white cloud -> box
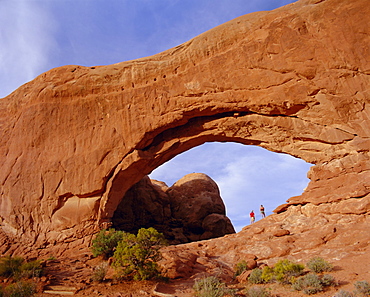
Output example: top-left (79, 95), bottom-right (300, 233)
top-left (150, 143), bottom-right (312, 232)
top-left (0, 1), bottom-right (56, 98)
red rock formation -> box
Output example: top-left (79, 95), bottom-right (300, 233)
top-left (159, 199), bottom-right (370, 280)
top-left (0, 0), bottom-right (369, 265)
top-left (167, 173), bottom-right (235, 242)
top-left (111, 176), bottom-right (172, 238)
top-left (111, 173), bottom-right (234, 243)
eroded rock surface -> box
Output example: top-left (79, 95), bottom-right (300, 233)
top-left (159, 198), bottom-right (370, 280)
top-left (167, 173), bottom-right (235, 242)
top-left (111, 173), bottom-right (234, 243)
top-left (0, 0), bottom-right (369, 261)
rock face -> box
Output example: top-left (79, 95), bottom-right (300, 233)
top-left (158, 199), bottom-right (370, 280)
top-left (0, 0), bottom-right (369, 257)
top-left (167, 173), bottom-right (235, 242)
top-left (111, 173), bottom-right (235, 243)
top-left (111, 176), bottom-right (172, 239)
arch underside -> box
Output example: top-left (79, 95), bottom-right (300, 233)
top-left (99, 109), bottom-right (356, 222)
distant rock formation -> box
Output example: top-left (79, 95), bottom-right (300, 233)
top-left (112, 173), bottom-right (235, 244)
top-left (0, 0), bottom-right (369, 260)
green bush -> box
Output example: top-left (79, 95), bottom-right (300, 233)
top-left (260, 259), bottom-right (304, 284)
top-left (261, 266), bottom-right (274, 283)
top-left (306, 257), bottom-right (333, 273)
top-left (244, 286), bottom-right (271, 297)
top-left (0, 257), bottom-right (42, 297)
top-left (274, 259), bottom-right (305, 283)
top-left (113, 227), bottom-right (167, 281)
top-left (19, 260), bottom-right (43, 279)
top-left (91, 228), bottom-right (125, 259)
top-left (91, 262), bottom-right (109, 282)
top-left (4, 280), bottom-right (36, 297)
top-left (248, 268), bottom-right (264, 284)
top-left (234, 260), bottom-right (249, 277)
top-left (0, 256), bottom-right (24, 278)
top-left (193, 276), bottom-right (236, 297)
top-left (354, 280), bottom-right (370, 296)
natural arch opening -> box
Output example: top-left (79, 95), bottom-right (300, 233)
top-left (98, 95), bottom-right (352, 227)
top-left (110, 142), bottom-right (312, 243)
top-left (149, 142), bottom-right (312, 232)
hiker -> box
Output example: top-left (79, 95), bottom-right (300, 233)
top-left (260, 205), bottom-right (266, 218)
top-left (250, 210), bottom-right (255, 224)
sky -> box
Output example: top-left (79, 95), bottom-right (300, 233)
top-left (0, 0), bottom-right (311, 232)
top-left (150, 143), bottom-right (311, 232)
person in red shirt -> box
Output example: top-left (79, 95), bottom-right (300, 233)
top-left (260, 205), bottom-right (266, 218)
top-left (250, 210), bottom-right (255, 224)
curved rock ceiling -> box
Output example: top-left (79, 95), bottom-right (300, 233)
top-left (0, 0), bottom-right (369, 247)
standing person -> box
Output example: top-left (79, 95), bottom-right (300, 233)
top-left (250, 210), bottom-right (255, 224)
top-left (260, 205), bottom-right (266, 218)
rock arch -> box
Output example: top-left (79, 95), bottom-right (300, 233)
top-left (0, 0), bottom-right (369, 251)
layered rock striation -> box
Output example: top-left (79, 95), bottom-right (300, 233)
top-left (0, 0), bottom-right (369, 256)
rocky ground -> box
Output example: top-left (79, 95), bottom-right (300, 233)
top-left (31, 236), bottom-right (369, 297)
top-left (29, 201), bottom-right (369, 297)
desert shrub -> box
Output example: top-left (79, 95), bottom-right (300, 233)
top-left (292, 273), bottom-right (323, 295)
top-left (334, 290), bottom-right (355, 297)
top-left (113, 227), bottom-right (167, 281)
top-left (19, 260), bottom-right (43, 279)
top-left (292, 273), bottom-right (336, 295)
top-left (248, 268), bottom-right (264, 284)
top-left (193, 276), bottom-right (236, 297)
top-left (4, 280), bottom-right (36, 297)
top-left (0, 256), bottom-right (24, 278)
top-left (91, 262), bottom-right (109, 282)
top-left (354, 280), bottom-right (370, 296)
top-left (0, 257), bottom-right (43, 279)
top-left (91, 228), bottom-right (125, 259)
top-left (274, 259), bottom-right (305, 283)
top-left (306, 257), bottom-right (333, 273)
top-left (260, 259), bottom-right (304, 284)
top-left (320, 274), bottom-right (336, 287)
top-left (244, 286), bottom-right (271, 297)
top-left (260, 266), bottom-right (274, 283)
top-left (234, 260), bottom-right (249, 277)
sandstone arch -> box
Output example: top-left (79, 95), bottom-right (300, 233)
top-left (0, 0), bottom-right (369, 251)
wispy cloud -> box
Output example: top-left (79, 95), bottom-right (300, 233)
top-left (0, 0), bottom-right (297, 98)
top-left (0, 1), bottom-right (56, 98)
top-left (1, 0), bottom-right (303, 233)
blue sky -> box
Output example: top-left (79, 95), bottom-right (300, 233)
top-left (0, 0), bottom-right (311, 231)
top-left (150, 143), bottom-right (311, 231)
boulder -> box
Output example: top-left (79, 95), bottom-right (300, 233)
top-left (273, 229), bottom-right (290, 237)
top-left (111, 176), bottom-right (172, 236)
top-left (200, 213), bottom-right (235, 240)
top-left (111, 173), bottom-right (235, 243)
top-left (167, 173), bottom-right (235, 241)
top-left (236, 270), bottom-right (252, 284)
